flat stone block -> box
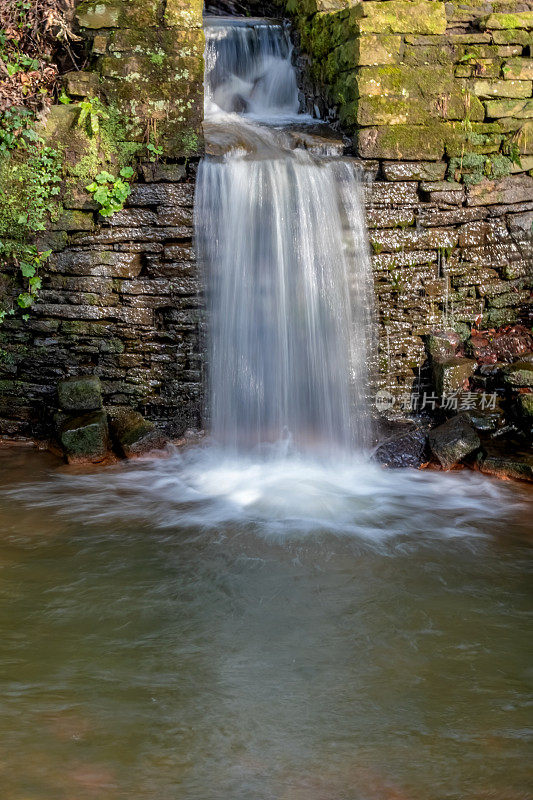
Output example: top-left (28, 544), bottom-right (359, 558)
top-left (479, 12), bottom-right (533, 31)
top-left (429, 414), bottom-right (481, 470)
top-left (382, 161), bottom-right (447, 181)
top-left (58, 375), bottom-right (102, 413)
top-left (466, 174), bottom-right (533, 206)
top-left (357, 1), bottom-right (447, 35)
top-left (473, 79), bottom-right (532, 98)
top-left (357, 125), bottom-right (445, 160)
top-left (59, 410), bottom-right (109, 463)
top-left (484, 98), bottom-right (533, 118)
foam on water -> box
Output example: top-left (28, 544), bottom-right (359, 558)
top-left (6, 447), bottom-right (526, 544)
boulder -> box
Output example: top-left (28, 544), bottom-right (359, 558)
top-left (58, 376), bottom-right (102, 413)
top-left (428, 414), bottom-right (481, 469)
top-left (59, 411), bottom-right (109, 463)
top-left (518, 392), bottom-right (533, 417)
top-left (374, 425), bottom-right (429, 468)
top-left (108, 407), bottom-right (168, 458)
top-left (502, 361), bottom-right (533, 387)
top-left (478, 451), bottom-right (533, 483)
top-left (426, 330), bottom-right (462, 361)
top-left (432, 357), bottom-right (476, 395)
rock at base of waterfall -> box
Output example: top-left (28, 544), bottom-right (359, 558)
top-left (428, 414), bottom-right (481, 470)
top-left (502, 361), bottom-right (533, 388)
top-left (432, 357), bottom-right (476, 396)
top-left (477, 448), bottom-right (533, 483)
top-left (59, 410), bottom-right (110, 463)
top-left (58, 375), bottom-right (102, 413)
top-left (374, 422), bottom-right (430, 468)
top-left (108, 408), bottom-right (168, 458)
top-left (426, 330), bottom-right (462, 362)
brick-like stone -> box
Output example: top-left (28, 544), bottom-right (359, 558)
top-left (466, 174), bottom-right (533, 206)
top-left (357, 125), bottom-right (445, 160)
top-left (58, 375), bottom-right (102, 412)
top-left (365, 181), bottom-right (420, 206)
top-left (382, 161), bottom-right (447, 181)
top-left (128, 183), bottom-right (195, 207)
top-left (473, 79), bottom-right (532, 98)
top-left (51, 251), bottom-right (142, 278)
top-left (484, 98), bottom-right (533, 118)
top-left (479, 12), bottom-right (533, 31)
top-left (356, 1), bottom-right (447, 35)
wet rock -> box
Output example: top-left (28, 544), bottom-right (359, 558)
top-left (518, 392), bottom-right (533, 417)
top-left (428, 414), bottom-right (481, 469)
top-left (478, 449), bottom-right (533, 483)
top-left (432, 357), bottom-right (476, 395)
top-left (426, 329), bottom-right (462, 361)
top-left (58, 376), bottom-right (102, 413)
top-left (374, 424), bottom-right (429, 468)
top-left (108, 407), bottom-right (168, 458)
top-left (502, 361), bottom-right (533, 387)
top-left (467, 325), bottom-right (533, 364)
top-left (59, 411), bottom-right (110, 463)
top-left (465, 407), bottom-right (504, 432)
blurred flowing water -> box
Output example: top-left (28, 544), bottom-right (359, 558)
top-left (198, 16), bottom-right (374, 454)
top-left (0, 15), bottom-right (532, 800)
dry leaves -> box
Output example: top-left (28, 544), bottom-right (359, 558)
top-left (0, 0), bottom-right (80, 112)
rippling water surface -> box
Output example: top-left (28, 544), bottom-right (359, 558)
top-left (0, 447), bottom-right (531, 800)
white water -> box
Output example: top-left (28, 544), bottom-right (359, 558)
top-left (204, 17), bottom-right (300, 120)
top-left (198, 17), bottom-right (374, 455)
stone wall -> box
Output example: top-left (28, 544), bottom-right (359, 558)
top-left (0, 162), bottom-right (202, 438)
top-left (71, 0), bottom-right (205, 157)
top-left (1, 0), bottom-right (532, 438)
top-left (287, 0), bottom-right (533, 401)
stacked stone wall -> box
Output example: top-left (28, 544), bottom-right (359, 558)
top-left (0, 163), bottom-right (202, 438)
top-left (1, 0), bottom-right (532, 437)
top-left (288, 0), bottom-right (533, 401)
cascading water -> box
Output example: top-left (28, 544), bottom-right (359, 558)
top-left (197, 16), bottom-right (375, 456)
top-left (204, 17), bottom-right (299, 118)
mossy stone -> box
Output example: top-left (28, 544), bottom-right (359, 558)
top-left (59, 411), bottom-right (109, 461)
top-left (357, 124), bottom-right (445, 160)
top-left (357, 1), bottom-right (447, 35)
top-left (479, 12), bottom-right (533, 30)
top-left (58, 375), bottom-right (103, 412)
top-left (432, 357), bottom-right (476, 396)
top-left (502, 362), bottom-right (533, 387)
top-left (164, 0), bottom-right (203, 27)
top-left (518, 393), bottom-right (533, 417)
top-left (76, 0), bottom-right (159, 29)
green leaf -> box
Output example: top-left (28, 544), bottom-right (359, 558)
top-left (85, 182), bottom-right (98, 192)
top-left (29, 276), bottom-right (42, 290)
top-left (59, 91), bottom-right (72, 105)
top-left (19, 261), bottom-right (36, 278)
top-left (17, 292), bottom-right (34, 309)
top-left (95, 171), bottom-right (115, 183)
top-left (119, 166), bottom-right (134, 179)
top-left (93, 186), bottom-right (109, 205)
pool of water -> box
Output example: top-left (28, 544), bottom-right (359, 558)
top-left (0, 447), bottom-right (531, 800)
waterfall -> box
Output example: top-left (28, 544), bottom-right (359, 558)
top-left (196, 17), bottom-right (375, 456)
top-left (204, 17), bottom-right (299, 118)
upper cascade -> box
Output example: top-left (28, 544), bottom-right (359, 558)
top-left (204, 17), bottom-right (300, 120)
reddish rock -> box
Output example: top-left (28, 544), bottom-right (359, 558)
top-left (468, 324), bottom-right (533, 364)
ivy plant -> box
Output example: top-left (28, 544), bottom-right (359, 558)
top-left (85, 167), bottom-right (134, 216)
